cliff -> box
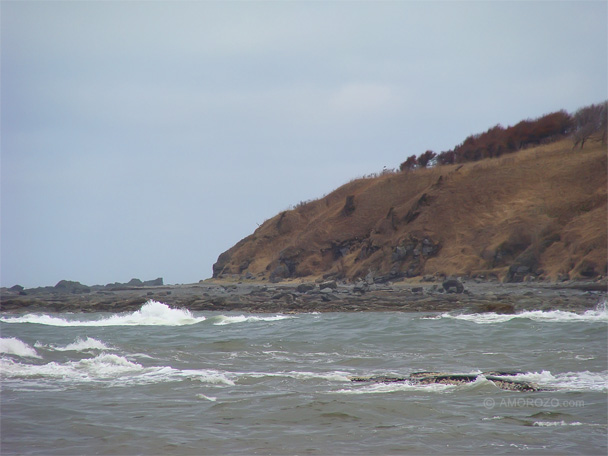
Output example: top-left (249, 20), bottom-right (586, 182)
top-left (213, 138), bottom-right (607, 283)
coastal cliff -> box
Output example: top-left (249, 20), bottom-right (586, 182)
top-left (213, 138), bottom-right (607, 284)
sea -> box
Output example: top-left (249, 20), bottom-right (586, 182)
top-left (1, 299), bottom-right (607, 455)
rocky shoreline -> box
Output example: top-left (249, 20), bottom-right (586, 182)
top-left (1, 277), bottom-right (606, 314)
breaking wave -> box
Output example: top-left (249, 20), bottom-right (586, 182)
top-left (495, 370), bottom-right (608, 392)
top-left (439, 301), bottom-right (608, 324)
top-left (0, 337), bottom-right (41, 358)
top-left (35, 337), bottom-right (112, 352)
top-left (0, 300), bottom-right (207, 326)
top-left (0, 354), bottom-right (235, 390)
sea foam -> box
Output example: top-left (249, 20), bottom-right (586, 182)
top-left (0, 337), bottom-right (41, 358)
top-left (439, 301), bottom-right (608, 324)
top-left (0, 354), bottom-right (235, 389)
top-left (0, 300), bottom-right (206, 326)
top-left (211, 314), bottom-right (293, 326)
top-left (35, 337), bottom-right (112, 352)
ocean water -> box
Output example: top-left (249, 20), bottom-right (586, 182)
top-left (1, 300), bottom-right (607, 455)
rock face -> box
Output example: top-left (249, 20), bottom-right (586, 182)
top-left (212, 139), bottom-right (606, 283)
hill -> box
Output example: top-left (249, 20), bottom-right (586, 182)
top-left (212, 136), bottom-right (606, 284)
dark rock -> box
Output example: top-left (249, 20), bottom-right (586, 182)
top-left (442, 279), bottom-right (464, 294)
top-left (296, 283), bottom-right (315, 293)
top-left (212, 249), bottom-right (235, 278)
top-left (353, 282), bottom-right (369, 294)
top-left (270, 264), bottom-right (290, 282)
top-left (55, 280), bottom-right (91, 294)
top-left (351, 371), bottom-right (543, 392)
top-left (477, 302), bottom-right (516, 314)
top-left (127, 278), bottom-right (143, 286)
top-left (321, 293), bottom-right (339, 302)
top-left (577, 260), bottom-right (598, 278)
top-left (506, 249), bottom-right (539, 283)
top-left (342, 195), bottom-right (356, 216)
top-left (10, 285), bottom-right (24, 292)
top-left (143, 278), bottom-right (163, 286)
top-left (319, 280), bottom-right (338, 290)
top-left (411, 287), bottom-right (424, 293)
top-left (391, 246), bottom-right (408, 262)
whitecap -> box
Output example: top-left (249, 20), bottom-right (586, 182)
top-left (0, 300), bottom-right (207, 326)
top-left (439, 301), bottom-right (608, 324)
top-left (35, 337), bottom-right (112, 352)
top-left (336, 381), bottom-right (455, 394)
top-left (533, 421), bottom-right (583, 427)
top-left (490, 370), bottom-right (608, 392)
top-left (1, 355), bottom-right (236, 389)
top-left (238, 370), bottom-right (352, 382)
top-left (212, 314), bottom-right (293, 326)
top-left (0, 337), bottom-right (40, 358)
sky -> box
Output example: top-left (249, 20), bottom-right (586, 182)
top-left (1, 1), bottom-right (607, 288)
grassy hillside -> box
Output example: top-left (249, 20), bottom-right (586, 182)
top-left (213, 137), bottom-right (607, 283)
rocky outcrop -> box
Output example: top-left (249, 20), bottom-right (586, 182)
top-left (55, 280), bottom-right (91, 294)
top-left (350, 371), bottom-right (544, 392)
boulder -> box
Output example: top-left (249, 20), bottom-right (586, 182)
top-left (442, 279), bottom-right (464, 293)
top-left (296, 283), bottom-right (316, 293)
top-left (54, 280), bottom-right (91, 294)
top-left (318, 280), bottom-right (338, 290)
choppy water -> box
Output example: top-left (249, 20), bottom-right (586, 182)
top-left (1, 300), bottom-right (607, 455)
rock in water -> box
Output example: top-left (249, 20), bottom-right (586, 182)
top-left (350, 371), bottom-right (543, 392)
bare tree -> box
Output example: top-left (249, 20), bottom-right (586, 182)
top-left (572, 102), bottom-right (607, 149)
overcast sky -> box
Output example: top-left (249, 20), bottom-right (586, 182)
top-left (2, 1), bottom-right (607, 288)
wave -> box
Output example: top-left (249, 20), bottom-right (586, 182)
top-left (238, 370), bottom-right (352, 382)
top-left (0, 301), bottom-right (207, 326)
top-left (496, 370), bottom-right (608, 392)
top-left (0, 354), bottom-right (235, 389)
top-left (438, 301), bottom-right (608, 324)
top-left (210, 314), bottom-right (294, 326)
top-left (533, 421), bottom-right (583, 427)
top-left (0, 337), bottom-right (41, 358)
top-left (335, 380), bottom-right (457, 395)
top-left (35, 337), bottom-right (112, 352)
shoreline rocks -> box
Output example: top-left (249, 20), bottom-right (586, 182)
top-left (1, 279), bottom-right (605, 314)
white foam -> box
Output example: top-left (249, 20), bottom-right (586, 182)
top-left (0, 337), bottom-right (41, 358)
top-left (35, 337), bottom-right (112, 352)
top-left (336, 380), bottom-right (455, 394)
top-left (440, 301), bottom-right (608, 324)
top-left (491, 370), bottom-right (608, 392)
top-left (239, 370), bottom-right (352, 382)
top-left (0, 300), bottom-right (207, 326)
top-left (533, 421), bottom-right (583, 427)
top-left (0, 355), bottom-right (235, 389)
top-left (212, 314), bottom-right (293, 326)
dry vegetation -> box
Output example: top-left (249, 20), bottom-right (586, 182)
top-left (214, 133), bottom-right (607, 284)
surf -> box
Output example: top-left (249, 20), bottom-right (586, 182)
top-left (0, 300), bottom-right (207, 326)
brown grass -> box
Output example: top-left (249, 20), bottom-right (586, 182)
top-left (215, 138), bottom-right (607, 282)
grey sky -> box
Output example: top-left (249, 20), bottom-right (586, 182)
top-left (2, 1), bottom-right (606, 288)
